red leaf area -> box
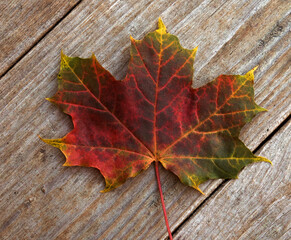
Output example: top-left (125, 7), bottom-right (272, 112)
top-left (43, 19), bottom-right (270, 193)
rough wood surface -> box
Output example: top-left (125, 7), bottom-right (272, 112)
top-left (0, 0), bottom-right (290, 239)
top-left (0, 0), bottom-right (80, 76)
top-left (175, 119), bottom-right (291, 240)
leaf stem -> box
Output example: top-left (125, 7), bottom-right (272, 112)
top-left (155, 161), bottom-right (173, 240)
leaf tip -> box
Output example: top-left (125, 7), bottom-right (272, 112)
top-left (258, 106), bottom-right (268, 112)
top-left (255, 156), bottom-right (272, 165)
top-left (60, 49), bottom-right (65, 58)
top-left (100, 187), bottom-right (111, 193)
top-left (157, 17), bottom-right (167, 34)
top-left (41, 138), bottom-right (63, 149)
top-left (63, 161), bottom-right (71, 167)
top-left (245, 66), bottom-right (259, 80)
top-left (39, 136), bottom-right (48, 143)
top-left (39, 136), bottom-right (61, 149)
top-left (130, 35), bottom-right (136, 42)
top-left (262, 157), bottom-right (273, 165)
top-left (196, 186), bottom-right (205, 195)
top-left (252, 65), bottom-right (259, 72)
top-left (191, 46), bottom-right (198, 58)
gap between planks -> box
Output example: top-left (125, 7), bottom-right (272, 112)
top-left (0, 0), bottom-right (83, 79)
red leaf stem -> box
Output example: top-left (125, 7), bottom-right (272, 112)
top-left (155, 161), bottom-right (173, 240)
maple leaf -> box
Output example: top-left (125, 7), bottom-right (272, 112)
top-left (43, 18), bottom-right (271, 193)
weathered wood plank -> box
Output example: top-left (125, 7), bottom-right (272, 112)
top-left (175, 119), bottom-right (291, 240)
top-left (0, 0), bottom-right (290, 239)
top-left (0, 0), bottom-right (80, 76)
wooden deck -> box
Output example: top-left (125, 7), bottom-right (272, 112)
top-left (1, 0), bottom-right (290, 239)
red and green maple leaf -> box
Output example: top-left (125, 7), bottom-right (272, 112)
top-left (42, 18), bottom-right (271, 238)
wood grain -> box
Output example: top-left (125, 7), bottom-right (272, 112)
top-left (175, 119), bottom-right (291, 240)
top-left (0, 0), bottom-right (290, 239)
top-left (0, 0), bottom-right (80, 76)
